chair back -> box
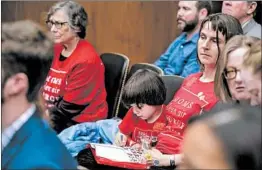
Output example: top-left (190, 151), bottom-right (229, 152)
top-left (161, 75), bottom-right (184, 105)
top-left (100, 53), bottom-right (129, 118)
top-left (127, 63), bottom-right (164, 80)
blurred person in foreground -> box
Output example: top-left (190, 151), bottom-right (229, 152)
top-left (179, 105), bottom-right (261, 169)
top-left (1, 20), bottom-right (77, 169)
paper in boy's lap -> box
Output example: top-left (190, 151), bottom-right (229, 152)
top-left (89, 143), bottom-right (149, 169)
top-left (90, 143), bottom-right (144, 163)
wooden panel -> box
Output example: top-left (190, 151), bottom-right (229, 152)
top-left (1, 1), bottom-right (179, 65)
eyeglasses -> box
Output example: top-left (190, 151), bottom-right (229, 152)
top-left (223, 67), bottom-right (241, 80)
top-left (46, 20), bottom-right (68, 29)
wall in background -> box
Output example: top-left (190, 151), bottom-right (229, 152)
top-left (2, 1), bottom-right (180, 65)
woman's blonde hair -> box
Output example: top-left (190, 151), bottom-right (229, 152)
top-left (214, 35), bottom-right (260, 102)
top-left (242, 40), bottom-right (261, 75)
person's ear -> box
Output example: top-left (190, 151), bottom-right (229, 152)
top-left (4, 73), bottom-right (28, 98)
top-left (199, 8), bottom-right (208, 22)
top-left (247, 2), bottom-right (257, 15)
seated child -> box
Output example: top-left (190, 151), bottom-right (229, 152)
top-left (115, 69), bottom-right (168, 148)
top-left (76, 69), bottom-right (169, 169)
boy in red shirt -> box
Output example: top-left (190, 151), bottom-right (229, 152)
top-left (114, 69), bottom-right (168, 148)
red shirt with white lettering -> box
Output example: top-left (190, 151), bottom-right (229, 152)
top-left (118, 105), bottom-right (168, 145)
top-left (156, 72), bottom-right (218, 154)
top-left (42, 40), bottom-right (108, 122)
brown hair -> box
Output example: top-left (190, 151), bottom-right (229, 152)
top-left (197, 13), bottom-right (243, 71)
top-left (2, 20), bottom-right (53, 114)
top-left (242, 40), bottom-right (262, 75)
top-left (214, 35), bottom-right (260, 102)
top-left (47, 1), bottom-right (88, 39)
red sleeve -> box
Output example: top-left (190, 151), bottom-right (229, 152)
top-left (63, 59), bottom-right (101, 105)
top-left (118, 109), bottom-right (135, 135)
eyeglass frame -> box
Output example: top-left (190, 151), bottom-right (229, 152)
top-left (46, 20), bottom-right (68, 29)
top-left (223, 67), bottom-right (241, 80)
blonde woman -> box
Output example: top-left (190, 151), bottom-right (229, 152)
top-left (241, 40), bottom-right (261, 105)
top-left (215, 35), bottom-right (260, 105)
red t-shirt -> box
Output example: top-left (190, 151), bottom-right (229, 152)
top-left (42, 40), bottom-right (108, 122)
top-left (156, 72), bottom-right (219, 154)
top-left (118, 105), bottom-right (168, 144)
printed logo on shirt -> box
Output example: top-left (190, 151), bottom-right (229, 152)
top-left (166, 115), bottom-right (186, 130)
top-left (133, 128), bottom-right (160, 143)
top-left (153, 122), bottom-right (166, 131)
top-left (43, 68), bottom-right (67, 108)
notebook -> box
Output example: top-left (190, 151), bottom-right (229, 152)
top-left (89, 143), bottom-right (149, 169)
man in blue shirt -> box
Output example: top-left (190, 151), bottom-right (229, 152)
top-left (155, 1), bottom-right (212, 77)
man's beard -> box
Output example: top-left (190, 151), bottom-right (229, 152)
top-left (178, 16), bottom-right (199, 32)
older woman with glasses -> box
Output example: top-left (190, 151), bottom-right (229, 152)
top-left (215, 35), bottom-right (260, 105)
top-left (42, 1), bottom-right (108, 133)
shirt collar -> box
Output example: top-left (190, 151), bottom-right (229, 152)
top-left (181, 32), bottom-right (199, 44)
top-left (2, 104), bottom-right (36, 151)
top-left (242, 18), bottom-right (252, 29)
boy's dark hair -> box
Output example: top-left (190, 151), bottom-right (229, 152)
top-left (122, 69), bottom-right (166, 108)
top-left (1, 20), bottom-right (53, 102)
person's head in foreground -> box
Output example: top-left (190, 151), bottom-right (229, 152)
top-left (122, 69), bottom-right (166, 123)
top-left (241, 40), bottom-right (262, 105)
top-left (1, 20), bottom-right (53, 129)
top-left (46, 0), bottom-right (87, 44)
top-left (197, 13), bottom-right (243, 75)
top-left (215, 35), bottom-right (260, 105)
top-left (179, 105), bottom-right (261, 169)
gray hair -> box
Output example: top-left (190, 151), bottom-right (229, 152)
top-left (47, 0), bottom-right (88, 39)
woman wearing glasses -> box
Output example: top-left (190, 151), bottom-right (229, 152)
top-left (215, 35), bottom-right (260, 106)
top-left (43, 1), bottom-right (108, 133)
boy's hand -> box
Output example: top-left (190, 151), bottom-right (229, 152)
top-left (131, 143), bottom-right (142, 150)
top-left (114, 131), bottom-right (127, 147)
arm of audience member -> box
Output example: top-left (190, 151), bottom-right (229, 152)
top-left (147, 148), bottom-right (183, 166)
top-left (180, 57), bottom-right (200, 78)
top-left (50, 61), bottom-right (100, 123)
top-left (115, 109), bottom-right (135, 146)
top-left (154, 40), bottom-right (177, 70)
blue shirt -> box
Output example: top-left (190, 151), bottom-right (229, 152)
top-left (154, 32), bottom-right (200, 77)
